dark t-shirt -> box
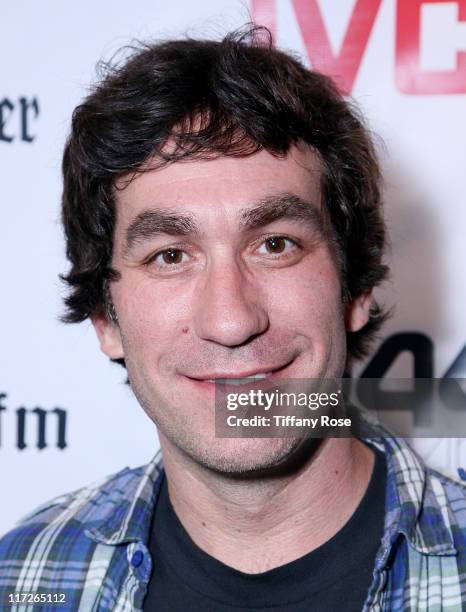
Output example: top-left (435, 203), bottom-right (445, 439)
top-left (143, 446), bottom-right (386, 611)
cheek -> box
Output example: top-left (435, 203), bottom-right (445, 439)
top-left (264, 255), bottom-right (344, 330)
top-left (262, 254), bottom-right (347, 375)
top-left (113, 278), bottom-right (190, 351)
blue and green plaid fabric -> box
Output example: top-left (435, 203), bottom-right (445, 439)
top-left (1, 427), bottom-right (466, 611)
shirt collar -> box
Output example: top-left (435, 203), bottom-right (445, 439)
top-left (362, 420), bottom-right (458, 558)
top-left (85, 450), bottom-right (164, 546)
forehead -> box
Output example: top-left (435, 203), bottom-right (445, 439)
top-left (113, 145), bottom-right (322, 223)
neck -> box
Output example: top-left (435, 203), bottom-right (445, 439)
top-left (159, 435), bottom-right (374, 573)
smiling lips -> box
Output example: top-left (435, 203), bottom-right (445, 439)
top-left (205, 372), bottom-right (274, 385)
top-left (186, 361), bottom-right (294, 385)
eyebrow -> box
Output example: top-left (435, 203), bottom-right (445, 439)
top-left (122, 192), bottom-right (324, 258)
top-left (123, 210), bottom-right (198, 258)
top-left (239, 193), bottom-right (323, 232)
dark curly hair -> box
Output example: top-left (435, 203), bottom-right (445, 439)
top-left (60, 26), bottom-right (389, 364)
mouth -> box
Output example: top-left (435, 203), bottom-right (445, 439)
top-left (184, 360), bottom-right (295, 387)
top-left (205, 372), bottom-right (273, 386)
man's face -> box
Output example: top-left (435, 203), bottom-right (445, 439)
top-left (93, 144), bottom-right (370, 473)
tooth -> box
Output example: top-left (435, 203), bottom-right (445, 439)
top-left (211, 373), bottom-right (272, 385)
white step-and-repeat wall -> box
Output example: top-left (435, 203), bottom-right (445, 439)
top-left (1, 0), bottom-right (465, 535)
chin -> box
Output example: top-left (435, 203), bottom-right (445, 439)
top-left (174, 435), bottom-right (316, 478)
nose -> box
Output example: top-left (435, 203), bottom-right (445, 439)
top-left (192, 259), bottom-right (269, 347)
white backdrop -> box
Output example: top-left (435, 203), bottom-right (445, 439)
top-left (1, 0), bottom-right (465, 535)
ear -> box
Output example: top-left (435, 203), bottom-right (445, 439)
top-left (90, 312), bottom-right (124, 360)
top-left (345, 291), bottom-right (373, 333)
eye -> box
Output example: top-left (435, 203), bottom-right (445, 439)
top-left (149, 248), bottom-right (189, 268)
top-left (257, 236), bottom-right (299, 256)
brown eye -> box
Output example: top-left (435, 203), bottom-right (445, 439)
top-left (149, 248), bottom-right (188, 269)
top-left (265, 237), bottom-right (286, 254)
top-left (161, 248), bottom-right (183, 264)
top-left (256, 236), bottom-right (301, 260)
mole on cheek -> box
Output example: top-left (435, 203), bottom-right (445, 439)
top-left (181, 326), bottom-right (189, 334)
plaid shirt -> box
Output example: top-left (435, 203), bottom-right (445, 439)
top-left (1, 428), bottom-right (466, 611)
